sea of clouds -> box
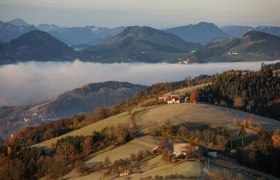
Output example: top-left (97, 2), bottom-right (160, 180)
top-left (0, 60), bottom-right (277, 106)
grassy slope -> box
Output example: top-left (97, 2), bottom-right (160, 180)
top-left (137, 103), bottom-right (280, 136)
top-left (35, 84), bottom-right (209, 149)
top-left (35, 103), bottom-right (280, 149)
top-left (86, 136), bottom-right (163, 165)
top-left (34, 83), bottom-right (280, 179)
top-left (35, 112), bottom-right (131, 149)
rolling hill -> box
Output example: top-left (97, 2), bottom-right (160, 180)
top-left (191, 31), bottom-right (280, 62)
top-left (165, 22), bottom-right (229, 44)
top-left (0, 81), bottom-right (146, 138)
top-left (0, 30), bottom-right (77, 64)
top-left (33, 102), bottom-right (279, 179)
top-left (29, 81), bottom-right (146, 118)
top-left (35, 103), bottom-right (280, 149)
top-left (84, 26), bottom-right (201, 63)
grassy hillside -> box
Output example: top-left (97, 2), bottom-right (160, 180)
top-left (35, 103), bottom-right (280, 149)
top-left (54, 103), bottom-right (279, 179)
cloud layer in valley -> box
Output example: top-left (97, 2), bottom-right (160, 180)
top-left (0, 60), bottom-right (277, 106)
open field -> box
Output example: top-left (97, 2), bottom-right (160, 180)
top-left (52, 103), bottom-right (280, 180)
top-left (36, 103), bottom-right (280, 149)
top-left (64, 156), bottom-right (205, 180)
top-left (135, 103), bottom-right (280, 139)
top-left (130, 156), bottom-right (204, 179)
top-left (86, 136), bottom-right (163, 166)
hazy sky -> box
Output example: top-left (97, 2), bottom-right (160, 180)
top-left (0, 0), bottom-right (279, 28)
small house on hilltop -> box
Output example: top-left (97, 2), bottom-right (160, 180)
top-left (173, 143), bottom-right (204, 160)
top-left (166, 95), bottom-right (180, 104)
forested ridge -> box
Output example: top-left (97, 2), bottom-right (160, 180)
top-left (199, 62), bottom-right (280, 120)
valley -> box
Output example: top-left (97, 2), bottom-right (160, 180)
top-left (0, 2), bottom-right (280, 178)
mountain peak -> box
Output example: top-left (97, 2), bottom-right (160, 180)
top-left (0, 30), bottom-right (75, 62)
top-left (120, 26), bottom-right (155, 35)
top-left (165, 22), bottom-right (229, 44)
top-left (8, 18), bottom-right (29, 27)
top-left (196, 22), bottom-right (216, 27)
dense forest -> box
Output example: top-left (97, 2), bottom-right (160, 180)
top-left (199, 62), bottom-right (280, 120)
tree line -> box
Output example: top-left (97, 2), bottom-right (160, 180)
top-left (199, 65), bottom-right (280, 120)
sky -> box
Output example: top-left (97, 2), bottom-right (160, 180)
top-left (0, 0), bottom-right (279, 28)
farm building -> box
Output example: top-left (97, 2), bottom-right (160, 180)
top-left (173, 143), bottom-right (198, 155)
top-left (166, 95), bottom-right (180, 104)
top-left (158, 95), bottom-right (181, 104)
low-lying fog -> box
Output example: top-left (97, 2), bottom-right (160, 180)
top-left (0, 60), bottom-right (278, 106)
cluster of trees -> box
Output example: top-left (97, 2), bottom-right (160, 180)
top-left (0, 124), bottom-right (134, 179)
top-left (237, 129), bottom-right (280, 177)
top-left (199, 67), bottom-right (280, 120)
top-left (149, 122), bottom-right (229, 149)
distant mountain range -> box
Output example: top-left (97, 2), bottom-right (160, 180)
top-left (0, 20), bottom-right (36, 42)
top-left (37, 24), bottom-right (125, 47)
top-left (84, 26), bottom-right (201, 63)
top-left (221, 25), bottom-right (280, 37)
top-left (190, 31), bottom-right (280, 62)
top-left (1, 18), bottom-right (280, 46)
top-left (1, 18), bottom-right (280, 64)
top-left (0, 18), bottom-right (124, 46)
top-left (0, 81), bottom-right (146, 138)
top-left (165, 22), bottom-right (229, 44)
top-left (0, 30), bottom-right (76, 64)
top-left (221, 25), bottom-right (254, 37)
